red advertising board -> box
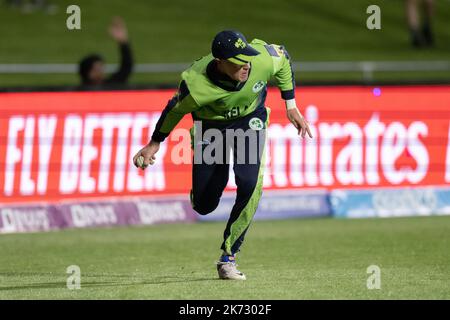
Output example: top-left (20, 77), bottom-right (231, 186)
top-left (0, 86), bottom-right (449, 204)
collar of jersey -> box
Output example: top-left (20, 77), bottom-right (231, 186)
top-left (206, 60), bottom-right (251, 92)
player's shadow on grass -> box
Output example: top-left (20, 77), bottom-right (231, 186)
top-left (0, 273), bottom-right (218, 291)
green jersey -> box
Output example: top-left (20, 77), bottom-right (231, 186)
top-left (151, 38), bottom-right (295, 142)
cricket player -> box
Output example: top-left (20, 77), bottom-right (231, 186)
top-left (133, 30), bottom-right (312, 280)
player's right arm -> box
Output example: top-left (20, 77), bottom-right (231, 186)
top-left (150, 80), bottom-right (200, 143)
top-left (133, 80), bottom-right (200, 168)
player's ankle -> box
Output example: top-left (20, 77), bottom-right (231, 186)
top-left (220, 252), bottom-right (236, 263)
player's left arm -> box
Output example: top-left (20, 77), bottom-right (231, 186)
top-left (271, 45), bottom-right (312, 138)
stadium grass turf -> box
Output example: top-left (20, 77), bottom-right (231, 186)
top-left (0, 216), bottom-right (449, 299)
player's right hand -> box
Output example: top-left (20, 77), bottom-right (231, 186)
top-left (133, 140), bottom-right (160, 170)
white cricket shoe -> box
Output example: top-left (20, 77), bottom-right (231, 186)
top-left (216, 261), bottom-right (247, 280)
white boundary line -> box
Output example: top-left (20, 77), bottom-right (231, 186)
top-left (1, 61), bottom-right (449, 76)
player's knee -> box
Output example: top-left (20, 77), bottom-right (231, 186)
top-left (192, 198), bottom-right (220, 215)
top-left (193, 203), bottom-right (218, 215)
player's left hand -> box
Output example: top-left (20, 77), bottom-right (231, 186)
top-left (287, 108), bottom-right (313, 138)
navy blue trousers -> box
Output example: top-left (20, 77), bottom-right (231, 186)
top-left (190, 106), bottom-right (269, 255)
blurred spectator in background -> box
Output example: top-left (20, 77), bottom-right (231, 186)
top-left (406, 0), bottom-right (435, 48)
top-left (78, 17), bottom-right (134, 88)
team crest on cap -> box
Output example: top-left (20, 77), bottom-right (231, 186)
top-left (235, 38), bottom-right (246, 49)
top-left (249, 117), bottom-right (264, 131)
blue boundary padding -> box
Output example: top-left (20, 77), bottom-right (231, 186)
top-left (330, 186), bottom-right (450, 218)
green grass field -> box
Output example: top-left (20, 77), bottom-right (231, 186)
top-left (1, 0), bottom-right (450, 86)
top-left (0, 216), bottom-right (449, 299)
